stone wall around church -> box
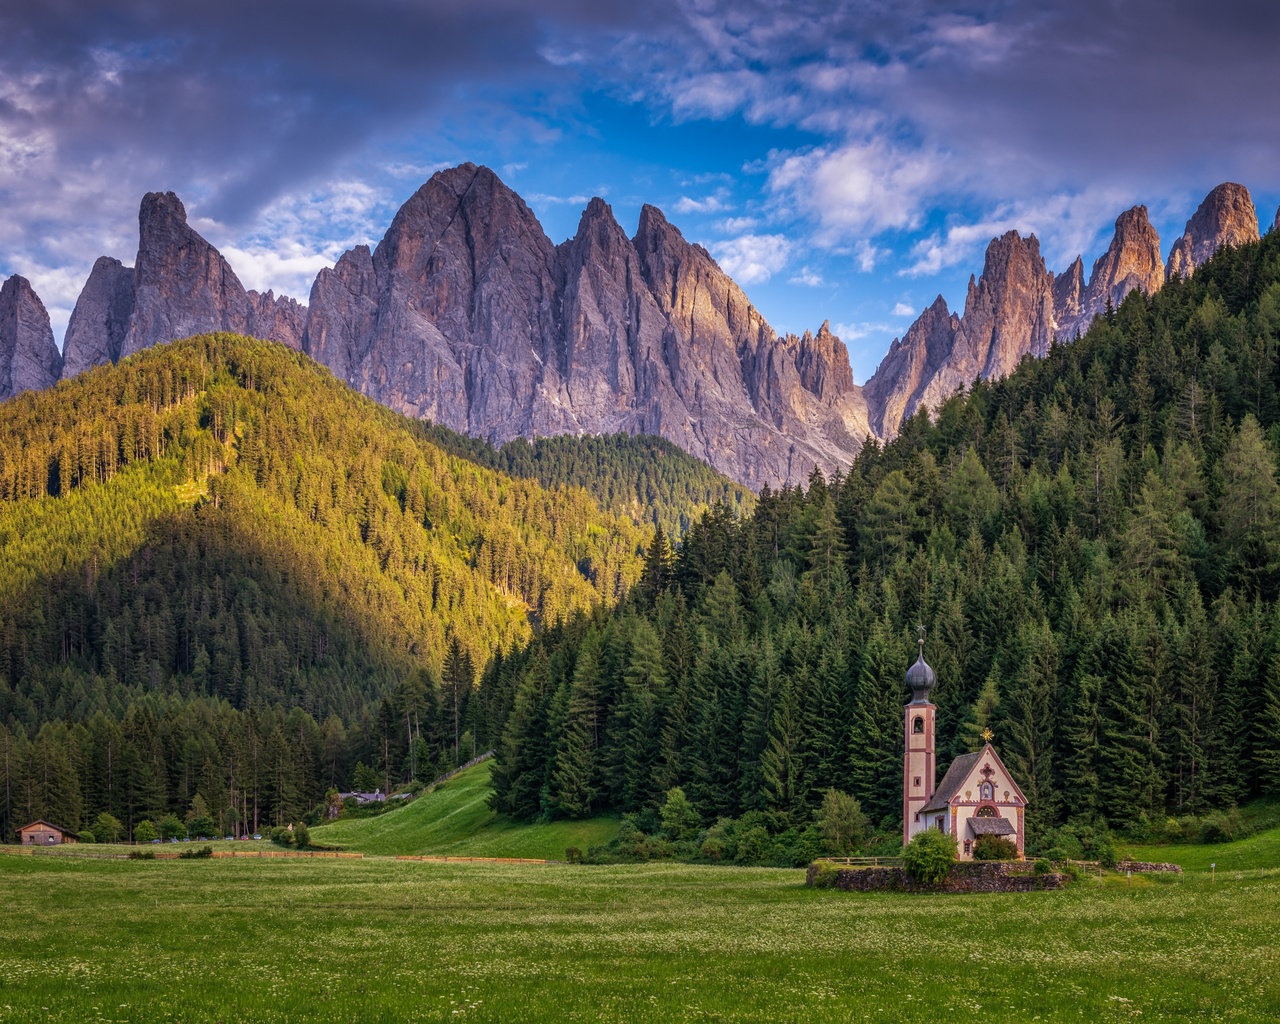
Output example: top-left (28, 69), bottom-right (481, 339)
top-left (807, 860), bottom-right (1065, 893)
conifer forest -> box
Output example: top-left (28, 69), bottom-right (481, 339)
top-left (5, 232), bottom-right (1280, 846)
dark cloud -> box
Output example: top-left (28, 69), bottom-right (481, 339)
top-left (0, 0), bottom-right (680, 223)
top-left (3, 0), bottom-right (1276, 348)
top-left (621, 0), bottom-right (1280, 193)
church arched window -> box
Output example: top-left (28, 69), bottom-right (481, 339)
top-left (975, 805), bottom-right (997, 818)
top-left (912, 716), bottom-right (924, 734)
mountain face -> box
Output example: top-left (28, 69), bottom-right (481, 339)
top-left (61, 192), bottom-right (305, 379)
top-left (11, 171), bottom-right (1273, 483)
top-left (864, 231), bottom-right (1055, 433)
top-left (0, 275), bottom-right (62, 400)
top-left (303, 165), bottom-right (869, 488)
top-left (868, 202), bottom-right (1184, 437)
top-left (61, 257), bottom-right (135, 378)
top-left (1166, 183), bottom-right (1260, 279)
top-left (1060, 205), bottom-right (1165, 338)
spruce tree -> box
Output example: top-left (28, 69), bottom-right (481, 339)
top-left (848, 620), bottom-right (905, 827)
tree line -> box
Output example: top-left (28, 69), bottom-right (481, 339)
top-left (485, 231), bottom-right (1280, 845)
top-left (0, 333), bottom-right (657, 838)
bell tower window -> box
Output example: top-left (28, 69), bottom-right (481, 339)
top-left (913, 716), bottom-right (924, 734)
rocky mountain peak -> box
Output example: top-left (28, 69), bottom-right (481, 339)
top-left (862, 294), bottom-right (960, 438)
top-left (302, 245), bottom-right (378, 385)
top-left (0, 274), bottom-right (62, 400)
top-left (792, 320), bottom-right (855, 401)
top-left (301, 168), bottom-right (871, 487)
top-left (1104, 204), bottom-right (1164, 292)
top-left (1053, 204), bottom-right (1164, 339)
top-left (863, 230), bottom-right (1054, 438)
top-left (62, 256), bottom-right (135, 378)
top-left (123, 190), bottom-right (250, 359)
top-left (568, 197), bottom-right (627, 254)
top-left (1166, 182), bottom-right (1259, 279)
top-left (59, 192), bottom-right (304, 379)
top-left (1052, 256), bottom-right (1085, 337)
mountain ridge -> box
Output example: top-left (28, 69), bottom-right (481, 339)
top-left (1, 167), bottom-right (1271, 480)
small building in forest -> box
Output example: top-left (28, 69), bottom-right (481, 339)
top-left (902, 636), bottom-right (1027, 859)
top-left (18, 820), bottom-right (80, 846)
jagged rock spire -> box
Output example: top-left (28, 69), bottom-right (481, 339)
top-left (0, 275), bottom-right (62, 400)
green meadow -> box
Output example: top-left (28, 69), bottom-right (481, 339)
top-left (311, 760), bottom-right (620, 859)
top-left (5, 772), bottom-right (1279, 1022)
top-left (0, 849), bottom-right (1278, 1023)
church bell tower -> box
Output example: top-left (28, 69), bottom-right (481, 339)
top-left (902, 628), bottom-right (937, 847)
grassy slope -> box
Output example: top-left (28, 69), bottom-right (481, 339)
top-left (311, 760), bottom-right (619, 859)
top-left (1, 855), bottom-right (1278, 1022)
top-left (1121, 823), bottom-right (1280, 873)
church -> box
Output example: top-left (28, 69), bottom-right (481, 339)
top-left (901, 635), bottom-right (1027, 859)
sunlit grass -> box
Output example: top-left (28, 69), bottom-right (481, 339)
top-left (1121, 821), bottom-right (1280, 875)
top-left (0, 852), bottom-right (1278, 1022)
top-left (311, 760), bottom-right (619, 860)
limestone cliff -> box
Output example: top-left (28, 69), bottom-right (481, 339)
top-left (17, 172), bottom-right (1276, 485)
top-left (1051, 257), bottom-right (1085, 340)
top-left (862, 296), bottom-right (959, 438)
top-left (61, 257), bottom-right (135, 379)
top-left (1166, 183), bottom-right (1259, 279)
top-left (303, 168), bottom-right (870, 488)
top-left (0, 275), bottom-right (62, 400)
top-left (864, 232), bottom-right (1053, 434)
top-left (1053, 206), bottom-right (1164, 340)
top-left (61, 193), bottom-right (304, 379)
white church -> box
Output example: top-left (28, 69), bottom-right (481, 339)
top-left (901, 635), bottom-right (1027, 859)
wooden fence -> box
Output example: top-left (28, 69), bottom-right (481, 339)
top-left (823, 856), bottom-right (905, 867)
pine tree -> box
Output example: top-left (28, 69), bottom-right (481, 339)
top-left (547, 632), bottom-right (603, 818)
top-left (1002, 620), bottom-right (1058, 823)
top-left (1258, 653), bottom-right (1280, 796)
top-left (761, 674), bottom-right (806, 822)
top-left (848, 620), bottom-right (905, 827)
top-left (958, 674), bottom-right (1001, 753)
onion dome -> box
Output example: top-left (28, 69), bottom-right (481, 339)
top-left (905, 643), bottom-right (936, 704)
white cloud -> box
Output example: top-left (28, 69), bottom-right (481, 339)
top-left (769, 139), bottom-right (949, 242)
top-left (788, 267), bottom-right (825, 287)
top-left (709, 233), bottom-right (792, 284)
top-left (527, 192), bottom-right (596, 206)
top-left (834, 320), bottom-right (895, 341)
top-left (903, 220), bottom-right (1012, 276)
top-left (715, 216), bottom-right (758, 233)
top-left (383, 161), bottom-right (452, 180)
top-left (901, 187), bottom-right (1135, 277)
top-left (892, 301), bottom-right (916, 317)
top-left (195, 179), bottom-right (396, 300)
top-left (675, 191), bottom-right (731, 214)
top-left (854, 240), bottom-right (887, 272)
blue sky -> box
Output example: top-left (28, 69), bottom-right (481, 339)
top-left (2, 0), bottom-right (1278, 383)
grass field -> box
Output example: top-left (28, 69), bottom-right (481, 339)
top-left (1121, 823), bottom-right (1280, 873)
top-left (310, 760), bottom-right (620, 859)
top-left (1, 852), bottom-right (1278, 1023)
top-left (1117, 799), bottom-right (1280, 874)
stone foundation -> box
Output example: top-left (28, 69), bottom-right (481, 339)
top-left (807, 860), bottom-right (1066, 893)
top-left (1116, 860), bottom-right (1183, 873)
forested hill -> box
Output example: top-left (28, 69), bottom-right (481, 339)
top-left (486, 230), bottom-right (1280, 844)
top-left (418, 429), bottom-right (752, 536)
